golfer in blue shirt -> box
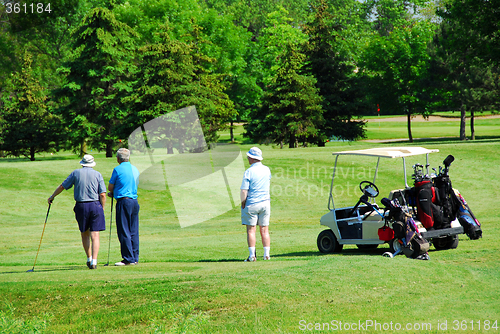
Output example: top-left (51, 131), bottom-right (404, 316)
top-left (241, 147), bottom-right (271, 261)
top-left (108, 148), bottom-right (140, 266)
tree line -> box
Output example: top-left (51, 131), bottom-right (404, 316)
top-left (0, 0), bottom-right (498, 160)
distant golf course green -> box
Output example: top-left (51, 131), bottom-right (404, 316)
top-left (1, 115), bottom-right (499, 333)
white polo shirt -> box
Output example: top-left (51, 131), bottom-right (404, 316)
top-left (241, 162), bottom-right (271, 206)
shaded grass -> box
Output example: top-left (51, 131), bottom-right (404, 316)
top-left (365, 116), bottom-right (500, 141)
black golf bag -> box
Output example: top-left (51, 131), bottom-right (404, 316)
top-left (411, 155), bottom-right (482, 240)
top-left (413, 179), bottom-right (444, 229)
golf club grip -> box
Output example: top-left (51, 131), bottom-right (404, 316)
top-left (443, 155), bottom-right (454, 167)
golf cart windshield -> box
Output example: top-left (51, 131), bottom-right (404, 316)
top-left (327, 147), bottom-right (439, 211)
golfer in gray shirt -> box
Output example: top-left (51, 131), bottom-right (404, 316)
top-left (48, 155), bottom-right (106, 269)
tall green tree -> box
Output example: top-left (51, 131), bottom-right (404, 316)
top-left (428, 24), bottom-right (500, 140)
top-left (123, 22), bottom-right (236, 147)
top-left (54, 7), bottom-right (137, 157)
top-left (438, 0), bottom-right (500, 67)
top-left (302, 0), bottom-right (368, 144)
top-left (257, 7), bottom-right (309, 88)
top-left (245, 43), bottom-right (323, 148)
top-left (433, 0), bottom-right (500, 140)
top-left (0, 52), bottom-right (61, 161)
top-left (114, 0), bottom-right (257, 140)
top-left (362, 6), bottom-right (436, 142)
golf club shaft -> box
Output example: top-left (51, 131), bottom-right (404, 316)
top-left (30, 203), bottom-right (51, 271)
top-left (106, 197), bottom-right (113, 265)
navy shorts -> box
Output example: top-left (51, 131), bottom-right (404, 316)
top-left (74, 201), bottom-right (106, 232)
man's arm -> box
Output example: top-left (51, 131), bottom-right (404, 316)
top-left (240, 189), bottom-right (248, 209)
top-left (99, 192), bottom-right (106, 208)
top-left (48, 185), bottom-right (65, 204)
top-left (107, 183), bottom-right (114, 197)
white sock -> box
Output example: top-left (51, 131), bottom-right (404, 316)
top-left (91, 259), bottom-right (97, 266)
top-left (248, 247), bottom-right (256, 258)
top-left (263, 247), bottom-right (270, 258)
top-left (87, 257), bottom-right (92, 263)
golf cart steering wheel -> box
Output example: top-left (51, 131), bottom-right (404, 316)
top-left (348, 181), bottom-right (379, 217)
top-left (359, 181), bottom-right (379, 198)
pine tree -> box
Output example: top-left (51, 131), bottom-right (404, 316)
top-left (54, 7), bottom-right (137, 157)
top-left (0, 52), bottom-right (60, 161)
top-left (123, 22), bottom-right (236, 148)
top-left (302, 0), bottom-right (367, 144)
top-left (245, 43), bottom-right (323, 148)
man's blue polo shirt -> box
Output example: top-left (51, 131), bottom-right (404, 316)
top-left (241, 162), bottom-right (271, 206)
top-left (109, 162), bottom-right (140, 199)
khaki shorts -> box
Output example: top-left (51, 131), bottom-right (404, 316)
top-left (241, 201), bottom-right (271, 226)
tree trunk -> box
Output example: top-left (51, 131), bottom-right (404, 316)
top-left (407, 112), bottom-right (413, 143)
top-left (230, 120), bottom-right (234, 143)
top-left (106, 140), bottom-right (113, 158)
top-left (289, 134), bottom-right (295, 148)
top-left (167, 142), bottom-right (174, 154)
top-left (460, 103), bottom-right (466, 140)
top-left (30, 146), bottom-right (35, 161)
top-left (470, 110), bottom-right (475, 140)
top-left (80, 139), bottom-right (87, 157)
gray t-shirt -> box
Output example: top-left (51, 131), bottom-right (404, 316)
top-left (62, 167), bottom-right (106, 202)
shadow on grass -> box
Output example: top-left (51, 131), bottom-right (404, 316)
top-left (374, 136), bottom-right (500, 145)
top-left (0, 265), bottom-right (83, 275)
top-left (272, 247), bottom-right (391, 258)
top-left (198, 258), bottom-right (244, 263)
top-left (0, 154), bottom-right (79, 163)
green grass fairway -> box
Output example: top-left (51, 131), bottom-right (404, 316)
top-left (1, 122), bottom-right (500, 332)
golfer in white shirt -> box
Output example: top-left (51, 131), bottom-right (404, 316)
top-left (240, 147), bottom-right (271, 261)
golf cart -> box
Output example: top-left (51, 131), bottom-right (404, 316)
top-left (317, 147), bottom-right (481, 258)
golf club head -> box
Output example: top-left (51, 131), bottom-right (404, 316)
top-left (104, 263), bottom-right (109, 266)
top-left (26, 268), bottom-right (34, 272)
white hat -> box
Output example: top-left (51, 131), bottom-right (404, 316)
top-left (246, 147), bottom-right (263, 161)
top-left (80, 154), bottom-right (96, 167)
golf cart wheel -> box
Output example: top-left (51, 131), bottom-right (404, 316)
top-left (389, 238), bottom-right (403, 255)
top-left (356, 244), bottom-right (379, 250)
top-left (317, 229), bottom-right (343, 253)
top-left (433, 235), bottom-right (459, 250)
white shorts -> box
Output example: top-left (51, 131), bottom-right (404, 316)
top-left (241, 201), bottom-right (271, 226)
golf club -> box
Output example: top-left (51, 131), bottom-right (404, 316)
top-left (27, 203), bottom-right (51, 273)
top-left (104, 197), bottom-right (113, 266)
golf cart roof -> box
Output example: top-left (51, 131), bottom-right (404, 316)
top-left (332, 147), bottom-right (439, 158)
top-left (327, 147), bottom-right (440, 211)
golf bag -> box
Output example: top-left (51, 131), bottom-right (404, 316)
top-left (414, 179), bottom-right (444, 229)
top-left (433, 173), bottom-right (458, 226)
top-left (410, 155), bottom-right (482, 240)
top-left (454, 190), bottom-right (482, 240)
top-left (384, 198), bottom-right (430, 259)
top-left (431, 155), bottom-right (482, 240)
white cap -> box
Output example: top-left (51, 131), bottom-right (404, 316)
top-left (246, 147), bottom-right (263, 161)
top-left (80, 154), bottom-right (96, 167)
